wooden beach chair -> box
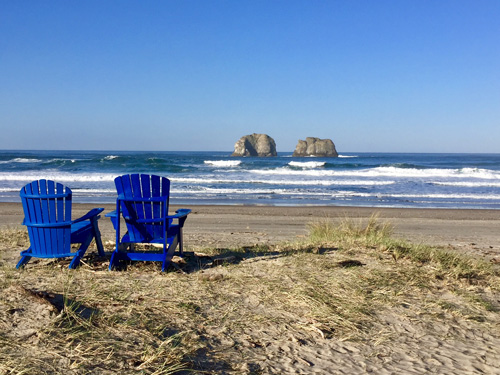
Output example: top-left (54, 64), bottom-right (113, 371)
top-left (17, 180), bottom-right (105, 269)
top-left (107, 174), bottom-right (191, 272)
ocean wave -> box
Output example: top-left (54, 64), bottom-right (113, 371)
top-left (247, 166), bottom-right (500, 179)
top-left (0, 158), bottom-right (42, 164)
top-left (371, 166), bottom-right (500, 179)
top-left (0, 188), bottom-right (19, 192)
top-left (204, 160), bottom-right (242, 167)
top-left (72, 188), bottom-right (117, 194)
top-left (171, 177), bottom-right (394, 186)
top-left (432, 181), bottom-right (500, 187)
top-left (171, 187), bottom-right (344, 197)
top-left (0, 172), bottom-right (117, 182)
top-left (169, 187), bottom-right (500, 201)
top-left (40, 158), bottom-right (80, 167)
top-left (360, 192), bottom-right (500, 200)
top-left (45, 158), bottom-right (78, 163)
top-left (288, 161), bottom-right (326, 168)
top-left (338, 155), bottom-right (357, 158)
top-left (103, 155), bottom-right (120, 161)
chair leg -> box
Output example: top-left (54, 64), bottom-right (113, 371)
top-left (16, 254), bottom-right (32, 269)
top-left (108, 250), bottom-right (118, 271)
top-left (69, 232), bottom-right (94, 269)
top-left (91, 218), bottom-right (105, 257)
top-left (178, 228), bottom-right (184, 257)
top-left (162, 236), bottom-right (178, 272)
top-left (69, 254), bottom-right (83, 269)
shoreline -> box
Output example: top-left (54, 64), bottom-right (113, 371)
top-left (1, 202), bottom-right (499, 259)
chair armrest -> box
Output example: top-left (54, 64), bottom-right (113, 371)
top-left (167, 208), bottom-right (191, 219)
top-left (73, 208), bottom-right (105, 224)
top-left (105, 210), bottom-right (119, 230)
top-left (105, 210), bottom-right (117, 218)
top-left (167, 209), bottom-right (191, 228)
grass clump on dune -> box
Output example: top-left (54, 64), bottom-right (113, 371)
top-left (308, 214), bottom-right (494, 281)
top-left (308, 213), bottom-right (394, 248)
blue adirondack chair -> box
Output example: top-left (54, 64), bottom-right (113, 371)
top-left (17, 180), bottom-right (105, 269)
top-left (107, 174), bottom-right (191, 272)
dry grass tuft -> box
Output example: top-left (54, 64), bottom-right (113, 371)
top-left (308, 213), bottom-right (394, 248)
top-left (0, 227), bottom-right (30, 248)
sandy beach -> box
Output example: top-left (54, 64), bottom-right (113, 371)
top-left (2, 202), bottom-right (500, 374)
top-left (1, 202), bottom-right (499, 259)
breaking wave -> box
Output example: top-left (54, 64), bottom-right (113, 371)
top-left (204, 160), bottom-right (242, 167)
top-left (288, 161), bottom-right (326, 168)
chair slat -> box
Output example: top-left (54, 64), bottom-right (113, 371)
top-left (40, 180), bottom-right (52, 255)
top-left (120, 174), bottom-right (133, 217)
top-left (64, 184), bottom-right (72, 256)
top-left (47, 180), bottom-right (58, 255)
top-left (31, 181), bottom-right (45, 255)
top-left (141, 174), bottom-right (153, 221)
top-left (24, 183), bottom-right (39, 253)
top-left (59, 183), bottom-right (70, 254)
top-left (151, 175), bottom-right (162, 238)
top-left (133, 174), bottom-right (149, 241)
top-left (161, 177), bottom-right (170, 238)
top-left (140, 174), bottom-right (155, 239)
top-left (131, 174), bottom-right (145, 222)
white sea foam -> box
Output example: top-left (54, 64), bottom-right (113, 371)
top-left (0, 158), bottom-right (42, 164)
top-left (288, 161), bottom-right (326, 168)
top-left (103, 155), bottom-right (119, 161)
top-left (352, 192), bottom-right (500, 200)
top-left (171, 177), bottom-right (394, 186)
top-left (204, 160), bottom-right (242, 167)
top-left (171, 186), bottom-right (338, 197)
top-left (45, 158), bottom-right (78, 163)
top-left (0, 172), bottom-right (117, 182)
top-left (338, 155), bottom-right (358, 158)
top-left (0, 188), bottom-right (18, 192)
top-left (433, 181), bottom-right (500, 187)
top-left (369, 166), bottom-right (500, 179)
top-left (246, 166), bottom-right (500, 180)
top-left (72, 188), bottom-right (117, 194)
top-left (171, 187), bottom-right (499, 201)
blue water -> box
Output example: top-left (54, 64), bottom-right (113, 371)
top-left (1, 150), bottom-right (500, 209)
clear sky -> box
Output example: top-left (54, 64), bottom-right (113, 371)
top-left (1, 1), bottom-right (499, 153)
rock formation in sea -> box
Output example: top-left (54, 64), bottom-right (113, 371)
top-left (292, 137), bottom-right (338, 157)
top-left (231, 133), bottom-right (277, 157)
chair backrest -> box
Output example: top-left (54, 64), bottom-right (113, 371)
top-left (20, 180), bottom-right (72, 256)
top-left (114, 174), bottom-right (170, 242)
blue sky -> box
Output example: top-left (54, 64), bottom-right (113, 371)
top-left (1, 1), bottom-right (499, 153)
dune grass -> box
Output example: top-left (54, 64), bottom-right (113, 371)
top-left (0, 217), bottom-right (499, 374)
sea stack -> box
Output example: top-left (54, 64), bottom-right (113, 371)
top-left (231, 133), bottom-right (277, 157)
top-left (292, 137), bottom-right (338, 157)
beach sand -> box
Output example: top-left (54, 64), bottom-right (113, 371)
top-left (1, 203), bottom-right (500, 373)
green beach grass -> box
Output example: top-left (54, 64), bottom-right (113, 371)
top-left (1, 216), bottom-right (499, 374)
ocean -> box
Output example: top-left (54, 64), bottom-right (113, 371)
top-left (1, 150), bottom-right (500, 209)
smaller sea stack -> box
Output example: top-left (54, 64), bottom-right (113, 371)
top-left (231, 133), bottom-right (277, 157)
top-left (292, 137), bottom-right (338, 157)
